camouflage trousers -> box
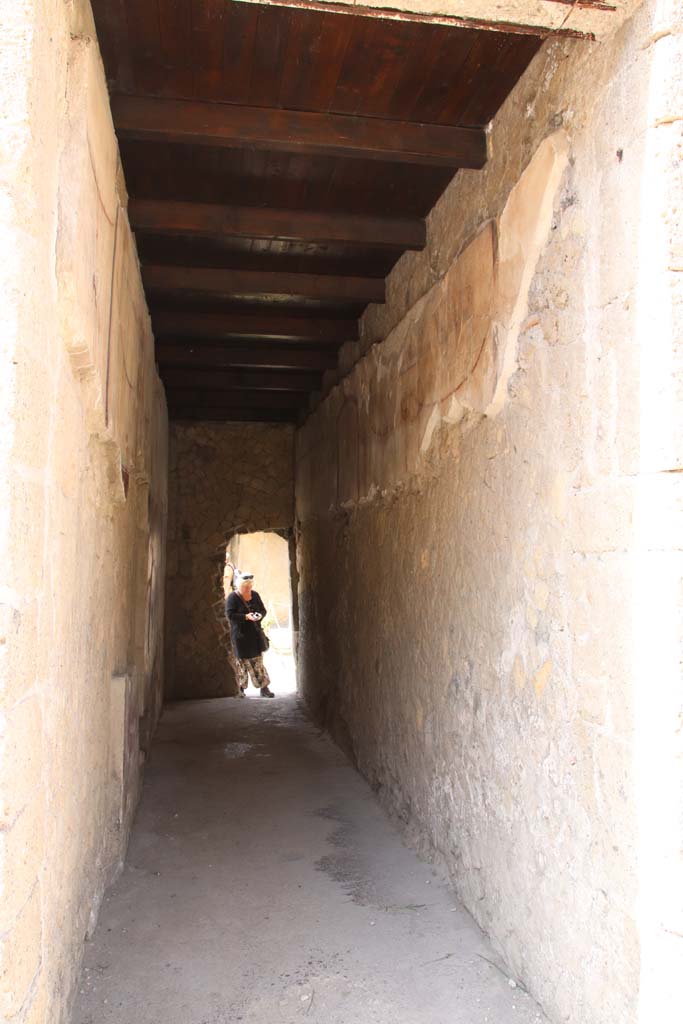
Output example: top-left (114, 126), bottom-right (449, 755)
top-left (235, 654), bottom-right (271, 692)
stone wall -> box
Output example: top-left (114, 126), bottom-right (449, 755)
top-left (165, 422), bottom-right (294, 701)
top-left (0, 2), bottom-right (168, 1022)
top-left (295, 3), bottom-right (683, 1023)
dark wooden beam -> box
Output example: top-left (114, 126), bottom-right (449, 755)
top-left (160, 367), bottom-right (320, 392)
top-left (89, 1), bottom-right (134, 89)
top-left (165, 388), bottom-right (307, 410)
top-left (129, 199), bottom-right (425, 251)
top-left (156, 340), bottom-right (338, 372)
top-left (136, 234), bottom-right (396, 280)
top-left (153, 311), bottom-right (357, 343)
top-left (112, 95), bottom-right (487, 169)
top-left (169, 407), bottom-right (298, 424)
top-left (143, 265), bottom-right (385, 304)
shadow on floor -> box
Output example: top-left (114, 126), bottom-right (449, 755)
top-left (72, 695), bottom-right (547, 1024)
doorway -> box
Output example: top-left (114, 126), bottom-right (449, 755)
top-left (224, 531), bottom-right (297, 696)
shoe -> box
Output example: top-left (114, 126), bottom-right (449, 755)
top-left (259, 687), bottom-right (275, 698)
top-left (239, 686), bottom-right (246, 698)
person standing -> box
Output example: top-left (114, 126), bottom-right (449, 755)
top-left (225, 572), bottom-right (275, 698)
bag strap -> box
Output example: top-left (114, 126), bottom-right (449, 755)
top-left (237, 592), bottom-right (260, 618)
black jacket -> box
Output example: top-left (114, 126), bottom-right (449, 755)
top-left (226, 590), bottom-right (267, 660)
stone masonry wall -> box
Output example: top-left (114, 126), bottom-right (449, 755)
top-left (165, 422), bottom-right (294, 701)
top-left (296, 3), bottom-right (683, 1023)
top-left (0, 2), bottom-right (168, 1022)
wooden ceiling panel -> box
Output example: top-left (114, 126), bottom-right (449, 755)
top-left (124, 3), bottom-right (160, 66)
top-left (326, 17), bottom-right (405, 117)
top-left (93, 1), bottom-right (541, 126)
top-left (247, 6), bottom-right (292, 107)
top-left (92, 0), bottom-right (133, 91)
top-left (216, 5), bottom-right (260, 102)
top-left (159, 3), bottom-right (193, 76)
top-left (455, 34), bottom-right (540, 124)
top-left (277, 11), bottom-right (357, 110)
top-left (187, 0), bottom-right (226, 99)
top-left (91, 0), bottom-right (544, 423)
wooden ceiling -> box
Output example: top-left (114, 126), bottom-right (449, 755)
top-left (92, 0), bottom-right (542, 424)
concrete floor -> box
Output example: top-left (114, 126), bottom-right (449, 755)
top-left (72, 696), bottom-right (548, 1024)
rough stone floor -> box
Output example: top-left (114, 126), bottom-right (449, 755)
top-left (72, 696), bottom-right (548, 1024)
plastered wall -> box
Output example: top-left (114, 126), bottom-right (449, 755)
top-left (280, 0), bottom-right (644, 39)
top-left (0, 2), bottom-right (168, 1021)
top-left (165, 422), bottom-right (294, 701)
top-left (295, 3), bottom-right (683, 1022)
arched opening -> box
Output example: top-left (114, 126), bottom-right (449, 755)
top-left (223, 531), bottom-right (297, 696)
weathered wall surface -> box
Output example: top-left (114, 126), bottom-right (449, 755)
top-left (275, 0), bottom-right (644, 39)
top-left (296, 3), bottom-right (683, 1023)
top-left (165, 423), bottom-right (294, 701)
top-left (0, 2), bottom-right (168, 1022)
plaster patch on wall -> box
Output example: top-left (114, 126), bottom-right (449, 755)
top-left (488, 130), bottom-right (570, 416)
top-left (298, 132), bottom-right (569, 509)
top-left (532, 659), bottom-right (552, 697)
top-left (420, 405), bottom-right (441, 452)
top-left (417, 130), bottom-right (569, 425)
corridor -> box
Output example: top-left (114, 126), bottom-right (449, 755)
top-left (72, 697), bottom-right (546, 1024)
top-left (4, 2), bottom-right (681, 1022)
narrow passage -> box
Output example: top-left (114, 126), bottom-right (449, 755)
top-left (73, 697), bottom-right (548, 1024)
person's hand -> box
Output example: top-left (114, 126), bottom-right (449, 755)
top-left (246, 612), bottom-right (258, 621)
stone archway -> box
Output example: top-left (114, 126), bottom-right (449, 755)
top-left (223, 530), bottom-right (297, 695)
top-left (164, 421), bottom-right (294, 701)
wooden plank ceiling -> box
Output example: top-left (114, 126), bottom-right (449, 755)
top-left (92, 0), bottom-right (542, 424)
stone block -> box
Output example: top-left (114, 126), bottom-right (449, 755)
top-left (56, 36), bottom-right (117, 421)
top-left (0, 697), bottom-right (42, 825)
top-left (490, 131), bottom-right (570, 416)
top-left (568, 482), bottom-right (636, 554)
top-left (0, 884), bottom-right (42, 1019)
top-left (0, 791), bottom-right (45, 933)
top-left (0, 598), bottom-right (39, 710)
top-left (575, 674), bottom-right (609, 727)
top-left (19, 973), bottom-right (48, 1024)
